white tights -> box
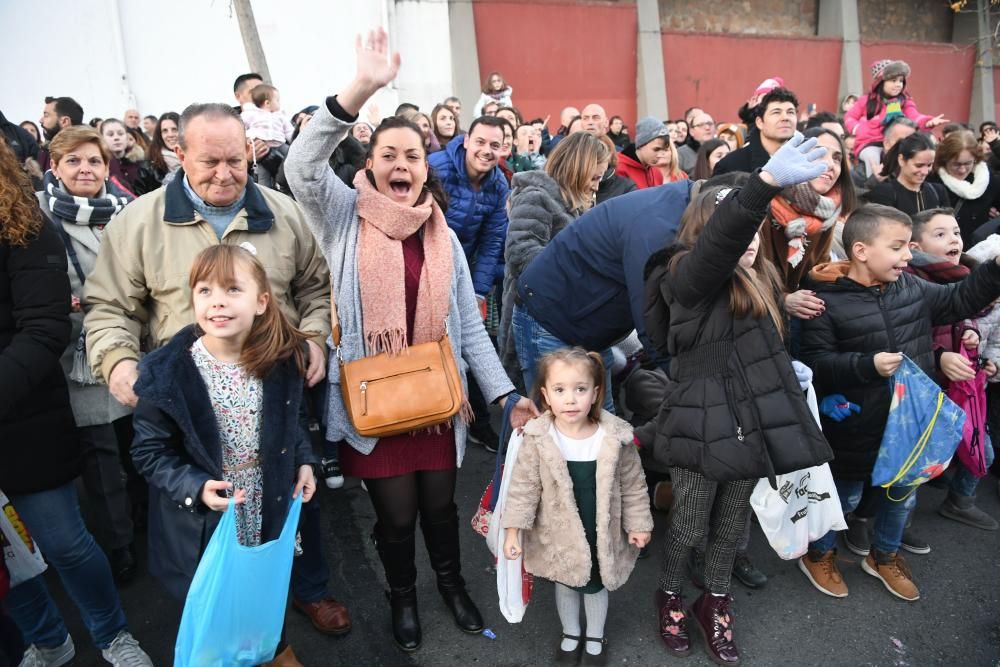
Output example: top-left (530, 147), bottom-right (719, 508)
top-left (554, 583), bottom-right (609, 655)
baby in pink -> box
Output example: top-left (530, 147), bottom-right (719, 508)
top-left (242, 84), bottom-right (294, 148)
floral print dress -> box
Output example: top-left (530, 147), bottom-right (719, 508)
top-left (191, 338), bottom-right (264, 546)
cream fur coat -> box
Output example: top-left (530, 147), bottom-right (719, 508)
top-left (502, 411), bottom-right (654, 591)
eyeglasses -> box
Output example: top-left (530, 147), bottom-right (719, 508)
top-left (691, 121), bottom-right (715, 130)
top-left (947, 160), bottom-right (976, 170)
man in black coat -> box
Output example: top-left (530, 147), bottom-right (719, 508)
top-left (715, 88), bottom-right (799, 176)
top-left (0, 109), bottom-right (38, 165)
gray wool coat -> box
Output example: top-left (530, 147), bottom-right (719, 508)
top-left (499, 170), bottom-right (579, 390)
top-left (284, 102), bottom-right (514, 466)
top-left (37, 192), bottom-right (131, 428)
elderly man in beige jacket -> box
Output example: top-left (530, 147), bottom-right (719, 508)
top-left (84, 103), bottom-right (352, 656)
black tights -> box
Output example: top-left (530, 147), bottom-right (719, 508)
top-left (365, 469), bottom-right (458, 540)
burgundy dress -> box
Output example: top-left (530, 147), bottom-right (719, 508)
top-left (339, 234), bottom-right (457, 479)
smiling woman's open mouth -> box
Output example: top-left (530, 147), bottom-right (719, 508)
top-left (389, 179), bottom-right (411, 195)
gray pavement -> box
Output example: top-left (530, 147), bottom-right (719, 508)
top-left (50, 441), bottom-right (1000, 666)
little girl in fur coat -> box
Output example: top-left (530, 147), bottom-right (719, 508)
top-left (503, 348), bottom-right (653, 665)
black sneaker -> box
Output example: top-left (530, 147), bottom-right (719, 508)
top-left (732, 552), bottom-right (767, 589)
top-left (688, 549), bottom-right (705, 589)
top-left (321, 458), bottom-right (344, 490)
top-left (468, 422), bottom-right (499, 453)
top-left (899, 528), bottom-right (931, 555)
top-left (843, 514), bottom-right (872, 556)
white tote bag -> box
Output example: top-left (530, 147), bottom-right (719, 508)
top-left (489, 431), bottom-right (533, 623)
top-left (1, 489), bottom-right (47, 587)
top-left (750, 384), bottom-right (847, 560)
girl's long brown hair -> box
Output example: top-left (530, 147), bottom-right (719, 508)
top-left (189, 245), bottom-right (307, 378)
top-left (670, 186), bottom-right (786, 337)
top-left (533, 347), bottom-right (606, 423)
top-left (0, 137), bottom-right (43, 247)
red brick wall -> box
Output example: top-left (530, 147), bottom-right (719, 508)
top-left (661, 31), bottom-right (842, 122)
top-left (472, 1), bottom-right (638, 132)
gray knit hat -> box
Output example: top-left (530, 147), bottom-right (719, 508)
top-left (634, 117), bottom-right (670, 148)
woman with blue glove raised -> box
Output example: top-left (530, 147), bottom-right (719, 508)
top-left (644, 133), bottom-right (834, 665)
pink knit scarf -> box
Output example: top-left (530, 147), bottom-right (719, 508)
top-left (354, 171), bottom-right (453, 356)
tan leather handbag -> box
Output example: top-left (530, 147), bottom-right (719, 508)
top-left (332, 288), bottom-right (463, 438)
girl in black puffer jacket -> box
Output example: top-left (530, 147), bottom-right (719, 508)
top-left (644, 135), bottom-right (832, 665)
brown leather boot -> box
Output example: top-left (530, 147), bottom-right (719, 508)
top-left (691, 592), bottom-right (740, 665)
top-left (264, 646), bottom-right (303, 667)
top-left (655, 589), bottom-right (691, 656)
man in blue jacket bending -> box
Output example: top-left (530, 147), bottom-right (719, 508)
top-left (511, 179), bottom-right (695, 403)
top-left (429, 115), bottom-right (511, 451)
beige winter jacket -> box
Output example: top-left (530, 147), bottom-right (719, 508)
top-left (83, 175), bottom-right (330, 382)
top-left (502, 411), bottom-right (654, 591)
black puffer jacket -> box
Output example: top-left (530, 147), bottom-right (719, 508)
top-left (644, 174), bottom-right (832, 484)
top-left (799, 259), bottom-right (1000, 480)
top-left (0, 219), bottom-right (79, 495)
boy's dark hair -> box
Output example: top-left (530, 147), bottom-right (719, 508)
top-left (979, 121), bottom-right (998, 135)
top-left (910, 207), bottom-right (957, 242)
top-left (233, 72), bottom-right (263, 95)
top-left (759, 88), bottom-right (799, 114)
top-left (528, 118), bottom-right (545, 126)
top-left (143, 114), bottom-right (157, 122)
top-left (467, 115), bottom-right (509, 137)
top-left (842, 204), bottom-right (912, 260)
top-left (805, 111), bottom-right (839, 129)
top-left (395, 102), bottom-right (419, 116)
top-left (45, 96), bottom-right (84, 125)
top-left (250, 84), bottom-right (278, 108)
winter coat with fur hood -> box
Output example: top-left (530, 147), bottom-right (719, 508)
top-left (502, 411), bottom-right (653, 591)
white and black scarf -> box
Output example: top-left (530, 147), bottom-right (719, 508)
top-left (43, 170), bottom-right (132, 226)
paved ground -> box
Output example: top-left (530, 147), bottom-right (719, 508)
top-left (49, 436), bottom-right (1000, 666)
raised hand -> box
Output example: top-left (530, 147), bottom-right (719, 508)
top-left (761, 132), bottom-right (828, 188)
top-left (338, 28), bottom-right (401, 117)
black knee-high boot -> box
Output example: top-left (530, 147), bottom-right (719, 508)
top-left (420, 506), bottom-right (484, 633)
top-left (374, 526), bottom-right (421, 651)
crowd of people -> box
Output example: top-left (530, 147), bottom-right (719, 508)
top-left (2, 26), bottom-right (999, 667)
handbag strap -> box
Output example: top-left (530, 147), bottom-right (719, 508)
top-left (330, 277), bottom-right (342, 348)
top-left (487, 392), bottom-right (522, 513)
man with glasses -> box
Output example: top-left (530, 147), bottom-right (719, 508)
top-left (678, 111), bottom-right (715, 173)
top-left (715, 88), bottom-right (798, 176)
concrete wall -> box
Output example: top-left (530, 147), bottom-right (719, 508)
top-left (0, 0), bottom-right (454, 130)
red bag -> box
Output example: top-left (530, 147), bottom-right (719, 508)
top-left (946, 345), bottom-right (990, 478)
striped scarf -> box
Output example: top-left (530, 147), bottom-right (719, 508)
top-left (43, 170), bottom-right (132, 226)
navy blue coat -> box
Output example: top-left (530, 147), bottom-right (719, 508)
top-left (516, 180), bottom-right (694, 352)
top-left (428, 135), bottom-right (510, 296)
top-left (131, 325), bottom-right (315, 599)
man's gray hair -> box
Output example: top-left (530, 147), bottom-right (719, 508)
top-left (178, 103), bottom-right (244, 150)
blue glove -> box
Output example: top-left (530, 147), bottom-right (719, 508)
top-left (819, 394), bottom-right (861, 422)
top-left (761, 132), bottom-right (829, 187)
top-left (790, 360), bottom-right (813, 392)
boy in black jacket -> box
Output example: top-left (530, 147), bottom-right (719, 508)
top-left (798, 204), bottom-right (1000, 602)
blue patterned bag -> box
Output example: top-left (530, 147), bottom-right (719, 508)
top-left (174, 494), bottom-right (302, 667)
top-left (871, 356), bottom-right (965, 500)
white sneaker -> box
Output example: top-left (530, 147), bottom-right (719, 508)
top-left (18, 635), bottom-right (75, 667)
top-left (321, 457), bottom-right (344, 490)
top-left (100, 630), bottom-right (153, 666)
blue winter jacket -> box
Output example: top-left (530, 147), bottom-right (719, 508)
top-left (516, 180), bottom-right (694, 352)
top-left (428, 135), bottom-right (510, 296)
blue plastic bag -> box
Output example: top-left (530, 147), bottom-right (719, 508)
top-left (174, 494), bottom-right (302, 667)
top-left (872, 356), bottom-right (965, 499)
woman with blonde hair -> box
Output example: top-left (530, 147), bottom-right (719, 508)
top-left (500, 132), bottom-right (611, 388)
top-left (656, 137), bottom-right (689, 184)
